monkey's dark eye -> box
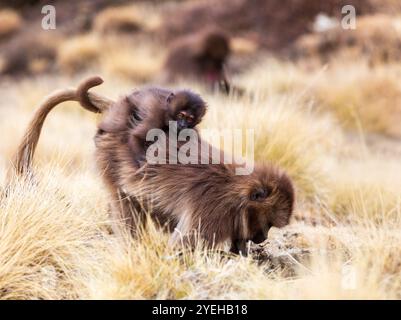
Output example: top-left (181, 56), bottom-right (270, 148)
top-left (177, 112), bottom-right (185, 119)
top-left (250, 188), bottom-right (270, 201)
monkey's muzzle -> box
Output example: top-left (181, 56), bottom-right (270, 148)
top-left (177, 119), bottom-right (189, 131)
top-left (251, 230), bottom-right (267, 244)
top-left (251, 223), bottom-right (273, 244)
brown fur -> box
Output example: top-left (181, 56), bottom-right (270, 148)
top-left (162, 28), bottom-right (231, 93)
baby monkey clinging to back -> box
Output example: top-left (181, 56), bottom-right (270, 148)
top-left (98, 88), bottom-right (207, 166)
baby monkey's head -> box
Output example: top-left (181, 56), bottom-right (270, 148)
top-left (166, 90), bottom-right (207, 131)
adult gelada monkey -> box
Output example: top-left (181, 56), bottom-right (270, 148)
top-left (162, 27), bottom-right (232, 94)
top-left (94, 98), bottom-right (295, 254)
top-left (10, 76), bottom-right (295, 255)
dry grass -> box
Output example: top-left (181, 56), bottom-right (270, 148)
top-left (1, 38), bottom-right (401, 299)
top-left (327, 157), bottom-right (401, 223)
top-left (313, 62), bottom-right (401, 138)
top-left (93, 4), bottom-right (161, 35)
top-left (57, 33), bottom-right (163, 81)
top-left (239, 58), bottom-right (401, 139)
top-left (0, 9), bottom-right (22, 39)
top-left (57, 34), bottom-right (102, 73)
top-left (100, 40), bottom-right (164, 82)
top-left (295, 14), bottom-right (401, 65)
top-left (0, 171), bottom-right (110, 299)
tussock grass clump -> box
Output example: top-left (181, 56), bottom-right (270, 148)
top-left (57, 34), bottom-right (101, 73)
top-left (0, 32), bottom-right (58, 75)
top-left (234, 58), bottom-right (307, 98)
top-left (100, 41), bottom-right (164, 82)
top-left (93, 4), bottom-right (161, 35)
top-left (0, 171), bottom-right (110, 299)
top-left (0, 9), bottom-right (22, 40)
top-left (86, 220), bottom-right (281, 300)
top-left (57, 33), bottom-right (163, 81)
top-left (86, 219), bottom-right (401, 299)
top-left (1, 52), bottom-right (401, 299)
top-left (238, 58), bottom-right (401, 139)
top-left (313, 62), bottom-right (401, 138)
top-left (327, 158), bottom-right (401, 223)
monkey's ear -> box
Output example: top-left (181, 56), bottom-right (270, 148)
top-left (166, 92), bottom-right (175, 104)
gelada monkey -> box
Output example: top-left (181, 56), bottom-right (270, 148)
top-left (114, 141), bottom-right (295, 254)
top-left (98, 87), bottom-right (207, 166)
top-left (93, 86), bottom-right (207, 236)
top-left (162, 28), bottom-right (232, 94)
top-left (94, 94), bottom-right (295, 254)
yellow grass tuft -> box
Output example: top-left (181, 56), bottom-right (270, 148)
top-left (0, 9), bottom-right (22, 39)
top-left (239, 58), bottom-right (401, 139)
top-left (57, 34), bottom-right (101, 73)
top-left (231, 37), bottom-right (259, 55)
top-left (0, 170), bottom-right (110, 299)
top-left (93, 4), bottom-right (161, 35)
top-left (313, 62), bottom-right (401, 138)
top-left (100, 40), bottom-right (164, 82)
top-left (327, 158), bottom-right (401, 223)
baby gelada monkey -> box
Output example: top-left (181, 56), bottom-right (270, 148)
top-left (98, 87), bottom-right (207, 165)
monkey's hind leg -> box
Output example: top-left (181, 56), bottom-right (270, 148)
top-left (110, 190), bottom-right (147, 240)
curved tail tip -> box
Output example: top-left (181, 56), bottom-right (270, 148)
top-left (89, 76), bottom-right (104, 86)
top-left (78, 75), bottom-right (104, 92)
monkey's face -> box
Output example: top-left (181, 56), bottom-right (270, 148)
top-left (167, 91), bottom-right (207, 131)
top-left (176, 110), bottom-right (196, 130)
top-left (202, 33), bottom-right (230, 62)
top-left (207, 42), bottom-right (229, 65)
top-left (241, 167), bottom-right (295, 244)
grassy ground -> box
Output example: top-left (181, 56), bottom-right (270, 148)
top-left (1, 54), bottom-right (401, 299)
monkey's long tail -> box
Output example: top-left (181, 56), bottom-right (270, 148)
top-left (10, 76), bottom-right (113, 178)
